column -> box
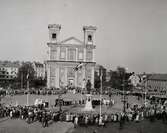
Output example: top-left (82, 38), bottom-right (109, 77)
top-left (76, 48), bottom-right (78, 61)
top-left (75, 70), bottom-right (77, 87)
top-left (92, 49), bottom-right (95, 62)
top-left (91, 66), bottom-right (95, 89)
top-left (65, 67), bottom-right (68, 86)
top-left (84, 48), bottom-right (86, 62)
top-left (57, 47), bottom-right (60, 60)
top-left (47, 64), bottom-right (50, 88)
top-left (55, 66), bottom-right (60, 88)
top-left (82, 66), bottom-right (86, 89)
top-left (66, 47), bottom-right (68, 61)
top-left (48, 47), bottom-right (51, 60)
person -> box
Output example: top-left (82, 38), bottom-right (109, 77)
top-left (85, 115), bottom-right (88, 126)
top-left (10, 110), bottom-right (13, 119)
top-left (74, 115), bottom-right (78, 128)
top-left (119, 117), bottom-right (123, 129)
top-left (135, 112), bottom-right (139, 122)
top-left (86, 80), bottom-right (91, 94)
top-left (93, 130), bottom-right (97, 133)
top-left (162, 110), bottom-right (166, 123)
top-left (98, 116), bottom-right (105, 126)
top-left (45, 113), bottom-right (48, 127)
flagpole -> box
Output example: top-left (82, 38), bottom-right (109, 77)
top-left (100, 69), bottom-right (103, 117)
top-left (21, 72), bottom-right (23, 89)
top-left (26, 72), bottom-right (29, 106)
top-left (27, 79), bottom-right (29, 106)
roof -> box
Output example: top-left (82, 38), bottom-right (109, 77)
top-left (83, 26), bottom-right (97, 30)
top-left (33, 62), bottom-right (44, 67)
top-left (0, 61), bottom-right (20, 68)
top-left (48, 24), bottom-right (61, 29)
top-left (148, 74), bottom-right (167, 81)
top-left (60, 36), bottom-right (84, 45)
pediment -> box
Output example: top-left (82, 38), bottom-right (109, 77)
top-left (60, 37), bottom-right (84, 45)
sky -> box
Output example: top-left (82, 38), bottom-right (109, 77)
top-left (0, 0), bottom-right (167, 73)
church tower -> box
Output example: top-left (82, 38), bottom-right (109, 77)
top-left (48, 24), bottom-right (61, 43)
top-left (83, 26), bottom-right (97, 45)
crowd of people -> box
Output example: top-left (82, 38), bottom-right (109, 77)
top-left (1, 88), bottom-right (167, 130)
top-left (0, 104), bottom-right (55, 127)
top-left (63, 103), bottom-right (167, 128)
top-left (1, 99), bottom-right (167, 129)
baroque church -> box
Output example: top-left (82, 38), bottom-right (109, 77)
top-left (46, 24), bottom-right (97, 89)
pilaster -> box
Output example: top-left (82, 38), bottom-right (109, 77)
top-left (84, 48), bottom-right (86, 62)
top-left (66, 47), bottom-right (68, 61)
top-left (82, 66), bottom-right (86, 89)
top-left (75, 70), bottom-right (77, 87)
top-left (91, 66), bottom-right (95, 89)
top-left (47, 64), bottom-right (50, 88)
top-left (55, 66), bottom-right (60, 88)
top-left (65, 67), bottom-right (68, 86)
top-left (57, 47), bottom-right (60, 60)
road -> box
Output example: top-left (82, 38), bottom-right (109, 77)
top-left (72, 120), bottom-right (167, 133)
top-left (0, 118), bottom-right (74, 133)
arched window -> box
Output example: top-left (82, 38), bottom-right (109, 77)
top-left (88, 35), bottom-right (92, 42)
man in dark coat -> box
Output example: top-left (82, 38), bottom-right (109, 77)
top-left (86, 80), bottom-right (91, 94)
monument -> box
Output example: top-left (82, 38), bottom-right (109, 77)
top-left (82, 80), bottom-right (94, 111)
top-left (83, 94), bottom-right (94, 111)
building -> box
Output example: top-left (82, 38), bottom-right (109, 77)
top-left (94, 64), bottom-right (106, 81)
top-left (46, 24), bottom-right (97, 89)
top-left (146, 74), bottom-right (167, 95)
top-left (129, 72), bottom-right (140, 87)
top-left (106, 70), bottom-right (111, 82)
top-left (32, 62), bottom-right (45, 79)
top-left (0, 61), bottom-right (20, 80)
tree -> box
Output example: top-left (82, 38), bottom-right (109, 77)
top-left (33, 77), bottom-right (47, 88)
top-left (94, 71), bottom-right (101, 92)
top-left (17, 62), bottom-right (35, 89)
top-left (109, 66), bottom-right (131, 91)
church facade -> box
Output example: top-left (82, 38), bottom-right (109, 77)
top-left (46, 24), bottom-right (97, 89)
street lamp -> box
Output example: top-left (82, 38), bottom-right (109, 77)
top-left (26, 71), bottom-right (29, 106)
top-left (121, 68), bottom-right (128, 114)
top-left (142, 74), bottom-right (147, 106)
top-left (58, 93), bottom-right (63, 112)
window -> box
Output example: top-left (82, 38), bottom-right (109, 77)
top-left (86, 67), bottom-right (92, 80)
top-left (50, 66), bottom-right (55, 77)
top-left (60, 48), bottom-right (66, 60)
top-left (52, 33), bottom-right (57, 39)
top-left (88, 35), bottom-right (92, 42)
top-left (78, 49), bottom-right (84, 61)
top-left (78, 52), bottom-right (83, 60)
top-left (67, 67), bottom-right (75, 77)
top-left (68, 48), bottom-right (76, 61)
top-left (86, 50), bottom-right (93, 61)
top-left (50, 50), bottom-right (57, 60)
top-left (50, 77), bottom-right (55, 87)
top-left (59, 68), bottom-right (65, 87)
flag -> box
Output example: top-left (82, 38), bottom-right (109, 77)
top-left (26, 73), bottom-right (29, 79)
top-left (74, 63), bottom-right (83, 71)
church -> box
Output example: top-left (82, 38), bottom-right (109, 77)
top-left (46, 24), bottom-right (97, 89)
